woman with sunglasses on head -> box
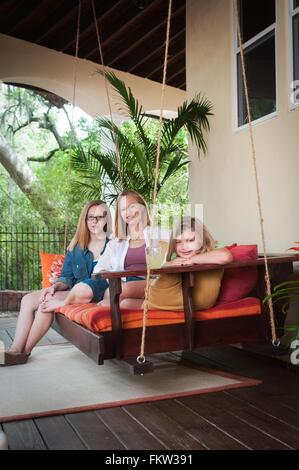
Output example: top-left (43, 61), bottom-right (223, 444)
top-left (1, 200), bottom-right (111, 366)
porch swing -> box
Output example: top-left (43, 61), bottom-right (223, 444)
top-left (52, 0), bottom-right (299, 374)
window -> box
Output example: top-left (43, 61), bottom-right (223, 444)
top-left (291, 0), bottom-right (299, 106)
top-left (236, 0), bottom-right (276, 127)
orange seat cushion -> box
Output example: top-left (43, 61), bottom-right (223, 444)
top-left (57, 297), bottom-right (261, 334)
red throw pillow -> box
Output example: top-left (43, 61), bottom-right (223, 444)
top-left (217, 244), bottom-right (258, 304)
top-left (40, 252), bottom-right (65, 288)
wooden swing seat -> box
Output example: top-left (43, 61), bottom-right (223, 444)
top-left (52, 254), bottom-right (298, 367)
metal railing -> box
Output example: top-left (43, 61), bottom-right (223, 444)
top-left (0, 226), bottom-right (73, 291)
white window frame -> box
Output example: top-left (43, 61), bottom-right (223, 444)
top-left (233, 0), bottom-right (278, 131)
top-left (289, 0), bottom-right (299, 109)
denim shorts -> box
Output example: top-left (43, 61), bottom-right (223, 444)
top-left (80, 278), bottom-right (109, 302)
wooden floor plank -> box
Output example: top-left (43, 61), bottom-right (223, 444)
top-left (189, 393), bottom-right (297, 449)
top-left (279, 396), bottom-right (299, 412)
top-left (152, 399), bottom-right (247, 450)
top-left (179, 394), bottom-right (292, 450)
top-left (34, 416), bottom-right (87, 450)
top-left (227, 388), bottom-right (299, 430)
top-left (2, 420), bottom-right (47, 450)
top-left (124, 403), bottom-right (206, 450)
top-left (223, 390), bottom-right (299, 434)
top-left (95, 407), bottom-right (166, 450)
top-left (65, 411), bottom-right (126, 450)
top-left (1, 343), bottom-right (298, 450)
top-left (183, 348), bottom-right (299, 395)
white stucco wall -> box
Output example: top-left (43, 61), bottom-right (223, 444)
top-left (186, 0), bottom-right (299, 252)
top-left (0, 33), bottom-right (185, 119)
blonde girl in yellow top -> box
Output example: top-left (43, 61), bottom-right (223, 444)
top-left (122, 216), bottom-right (232, 311)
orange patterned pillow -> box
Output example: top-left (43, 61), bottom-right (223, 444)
top-left (40, 252), bottom-right (65, 288)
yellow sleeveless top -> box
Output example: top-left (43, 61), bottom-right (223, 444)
top-left (147, 269), bottom-right (223, 311)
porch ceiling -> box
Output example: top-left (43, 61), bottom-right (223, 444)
top-left (0, 0), bottom-right (186, 90)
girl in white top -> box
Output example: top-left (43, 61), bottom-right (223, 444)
top-left (94, 190), bottom-right (169, 307)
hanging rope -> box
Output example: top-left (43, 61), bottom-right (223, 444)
top-left (234, 0), bottom-right (278, 346)
top-left (137, 0), bottom-right (173, 365)
top-left (63, 0), bottom-right (81, 252)
top-left (90, 0), bottom-right (123, 186)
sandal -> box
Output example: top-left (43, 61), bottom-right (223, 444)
top-left (0, 351), bottom-right (30, 367)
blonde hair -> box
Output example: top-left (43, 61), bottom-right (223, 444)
top-left (166, 216), bottom-right (215, 261)
top-left (68, 200), bottom-right (112, 251)
top-left (114, 190), bottom-right (150, 240)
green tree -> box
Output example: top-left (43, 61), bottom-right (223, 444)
top-left (71, 72), bottom-right (212, 205)
top-left (0, 84), bottom-right (95, 227)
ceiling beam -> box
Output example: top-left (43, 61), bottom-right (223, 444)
top-left (0, 0), bottom-right (25, 26)
top-left (8, 0), bottom-right (59, 35)
top-left (146, 49), bottom-right (185, 79)
top-left (108, 3), bottom-right (185, 67)
top-left (166, 66), bottom-right (186, 85)
top-left (127, 28), bottom-right (184, 74)
top-left (175, 79), bottom-right (186, 90)
top-left (61, 0), bottom-right (126, 54)
top-left (0, 0), bottom-right (187, 91)
top-left (35, 3), bottom-right (80, 44)
top-left (150, 55), bottom-right (185, 83)
top-left (84, 0), bottom-right (167, 60)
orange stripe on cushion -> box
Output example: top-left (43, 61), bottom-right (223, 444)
top-left (195, 297), bottom-right (261, 320)
top-left (56, 297), bottom-right (261, 334)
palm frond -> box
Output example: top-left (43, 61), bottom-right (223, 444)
top-left (71, 180), bottom-right (102, 201)
top-left (97, 116), bottom-right (151, 184)
top-left (70, 146), bottom-right (104, 199)
top-left (159, 156), bottom-right (189, 188)
top-left (162, 95), bottom-right (213, 157)
top-left (97, 71), bottom-right (151, 149)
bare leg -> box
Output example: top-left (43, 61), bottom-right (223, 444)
top-left (99, 288), bottom-right (111, 307)
top-left (120, 298), bottom-right (144, 309)
top-left (10, 290), bottom-right (68, 353)
top-left (23, 307), bottom-right (55, 354)
top-left (120, 280), bottom-right (146, 300)
top-left (9, 291), bottom-right (41, 353)
top-left (24, 285), bottom-right (94, 353)
top-left (41, 283), bottom-right (93, 312)
top-left (99, 280), bottom-right (146, 307)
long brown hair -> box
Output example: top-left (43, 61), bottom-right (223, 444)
top-left (68, 200), bottom-right (112, 251)
top-left (114, 190), bottom-right (150, 240)
top-left (166, 216), bottom-right (215, 261)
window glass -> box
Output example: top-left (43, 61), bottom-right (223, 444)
top-left (294, 1), bottom-right (299, 10)
top-left (237, 33), bottom-right (276, 126)
top-left (238, 0), bottom-right (276, 43)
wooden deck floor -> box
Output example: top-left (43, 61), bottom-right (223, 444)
top-left (1, 314), bottom-right (299, 450)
